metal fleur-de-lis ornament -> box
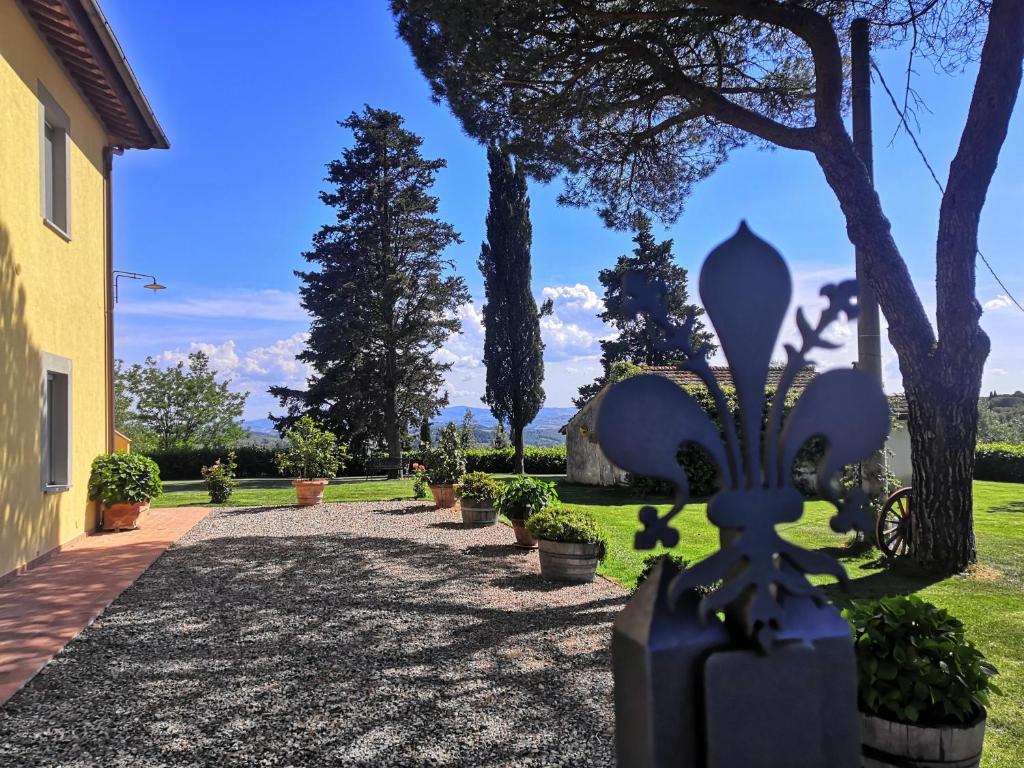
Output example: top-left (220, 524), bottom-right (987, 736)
top-left (597, 223), bottom-right (889, 768)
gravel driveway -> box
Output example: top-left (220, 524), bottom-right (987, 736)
top-left (0, 502), bottom-right (625, 767)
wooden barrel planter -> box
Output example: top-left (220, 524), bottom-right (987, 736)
top-left (430, 483), bottom-right (457, 509)
top-left (293, 479), bottom-right (329, 506)
top-left (510, 519), bottom-right (537, 549)
top-left (860, 712), bottom-right (986, 768)
top-left (537, 540), bottom-right (602, 583)
top-left (460, 497), bottom-right (497, 526)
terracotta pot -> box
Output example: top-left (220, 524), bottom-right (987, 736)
top-left (430, 483), bottom-right (457, 509)
top-left (510, 518), bottom-right (537, 549)
top-left (460, 497), bottom-right (498, 526)
top-left (293, 478), bottom-right (329, 506)
top-left (538, 539), bottom-right (601, 583)
top-left (860, 710), bottom-right (986, 768)
top-left (102, 501), bottom-right (148, 531)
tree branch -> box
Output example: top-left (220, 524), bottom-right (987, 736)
top-left (936, 0), bottom-right (1024, 353)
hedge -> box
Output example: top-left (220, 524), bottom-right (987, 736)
top-left (145, 446), bottom-right (279, 481)
top-left (145, 445), bottom-right (568, 481)
top-left (974, 443), bottom-right (1024, 483)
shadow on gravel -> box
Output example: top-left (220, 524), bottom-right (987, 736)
top-left (377, 503), bottom-right (435, 515)
top-left (463, 543), bottom-right (520, 558)
top-left (0, 521), bottom-right (623, 766)
top-left (426, 521), bottom-right (465, 530)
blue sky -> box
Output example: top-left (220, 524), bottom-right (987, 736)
top-left (106, 1), bottom-right (1023, 420)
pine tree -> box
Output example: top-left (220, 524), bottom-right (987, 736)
top-left (575, 215), bottom-right (713, 406)
top-left (271, 108), bottom-right (468, 475)
top-left (478, 145), bottom-right (548, 473)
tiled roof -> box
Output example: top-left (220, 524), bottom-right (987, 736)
top-left (18, 0), bottom-right (168, 149)
top-left (645, 365), bottom-right (818, 392)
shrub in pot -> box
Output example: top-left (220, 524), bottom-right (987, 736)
top-left (201, 450), bottom-right (237, 504)
top-left (88, 453), bottom-right (163, 531)
top-left (455, 472), bottom-right (500, 525)
top-left (275, 415), bottom-right (346, 506)
top-left (526, 507), bottom-right (607, 583)
top-left (495, 476), bottom-right (559, 548)
top-left (844, 595), bottom-right (1000, 768)
top-left (423, 424), bottom-right (465, 509)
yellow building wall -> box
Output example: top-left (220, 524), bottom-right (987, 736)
top-left (0, 0), bottom-right (111, 576)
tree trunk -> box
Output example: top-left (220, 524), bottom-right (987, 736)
top-left (903, 363), bottom-right (982, 573)
top-left (512, 422), bottom-right (525, 474)
top-left (384, 343), bottom-right (402, 480)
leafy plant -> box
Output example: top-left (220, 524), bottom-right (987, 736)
top-left (455, 471), bottom-right (500, 503)
top-left (526, 507), bottom-right (608, 562)
top-left (201, 451), bottom-right (237, 504)
top-left (634, 552), bottom-right (690, 590)
top-left (411, 463), bottom-right (428, 499)
top-left (495, 475), bottom-right (559, 521)
top-left (844, 596), bottom-right (1000, 726)
top-left (424, 423), bottom-right (466, 485)
top-left (88, 453), bottom-right (163, 507)
top-left (275, 416), bottom-right (347, 480)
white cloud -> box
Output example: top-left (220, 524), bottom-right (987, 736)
top-left (242, 333), bottom-right (311, 384)
top-left (540, 313), bottom-right (604, 357)
top-left (119, 288), bottom-right (308, 322)
top-left (984, 295), bottom-right (1013, 311)
top-left (542, 283), bottom-right (604, 312)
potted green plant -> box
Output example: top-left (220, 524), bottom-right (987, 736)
top-left (844, 596), bottom-right (1000, 768)
top-left (495, 476), bottom-right (559, 548)
top-left (201, 450), bottom-right (237, 504)
top-left (275, 415), bottom-right (346, 506)
top-left (423, 423), bottom-right (465, 509)
top-left (455, 471), bottom-right (500, 525)
top-left (88, 452), bottom-right (163, 531)
top-left (526, 507), bottom-right (607, 583)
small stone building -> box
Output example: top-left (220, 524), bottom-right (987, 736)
top-left (561, 365), bottom-right (911, 487)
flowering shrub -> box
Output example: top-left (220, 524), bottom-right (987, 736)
top-left (411, 463), bottom-right (428, 499)
top-left (201, 451), bottom-right (237, 504)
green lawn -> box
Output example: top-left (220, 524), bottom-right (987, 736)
top-left (154, 476), bottom-right (1023, 766)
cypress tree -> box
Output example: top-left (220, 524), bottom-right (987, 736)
top-left (478, 146), bottom-right (548, 473)
top-left (271, 107), bottom-right (468, 474)
top-left (575, 215), bottom-right (713, 406)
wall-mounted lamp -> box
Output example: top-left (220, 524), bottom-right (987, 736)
top-left (113, 270), bottom-right (166, 303)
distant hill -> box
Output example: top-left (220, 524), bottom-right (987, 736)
top-left (434, 405), bottom-right (576, 447)
top-left (244, 406), bottom-right (579, 449)
top-left (240, 418), bottom-right (283, 447)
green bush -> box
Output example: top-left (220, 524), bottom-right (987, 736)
top-left (975, 442), bottom-right (1024, 483)
top-left (455, 471), bottom-right (500, 503)
top-left (144, 445), bottom-right (278, 480)
top-left (634, 552), bottom-right (690, 590)
top-left (526, 507), bottom-right (608, 561)
top-left (424, 424), bottom-right (466, 484)
top-left (844, 596), bottom-right (1000, 726)
top-left (201, 451), bottom-right (237, 503)
top-left (496, 476), bottom-right (559, 521)
top-left (88, 452), bottom-right (163, 507)
top-left (276, 416), bottom-right (347, 480)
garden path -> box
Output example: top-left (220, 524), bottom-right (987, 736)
top-left (0, 501), bottom-right (622, 766)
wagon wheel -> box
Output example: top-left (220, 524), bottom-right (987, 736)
top-left (876, 487), bottom-right (913, 559)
